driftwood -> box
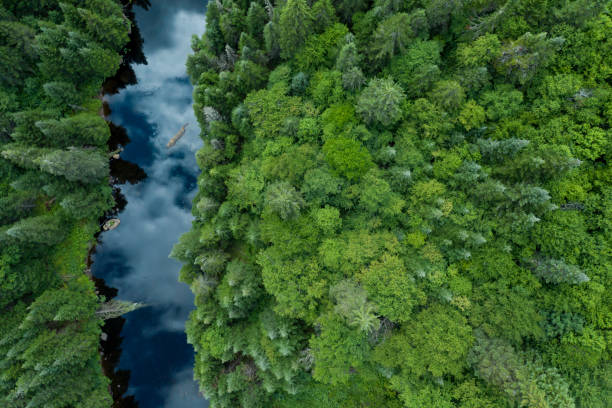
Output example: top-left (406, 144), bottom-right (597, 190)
top-left (96, 299), bottom-right (145, 320)
top-left (166, 123), bottom-right (189, 148)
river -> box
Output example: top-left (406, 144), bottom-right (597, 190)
top-left (91, 1), bottom-right (208, 406)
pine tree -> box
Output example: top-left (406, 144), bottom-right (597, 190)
top-left (528, 257), bottom-right (589, 285)
top-left (6, 214), bottom-right (66, 245)
top-left (477, 138), bottom-right (530, 163)
top-left (43, 81), bottom-right (82, 108)
top-left (370, 11), bottom-right (425, 62)
top-left (246, 2), bottom-right (268, 42)
top-left (311, 0), bottom-right (337, 33)
top-left (36, 148), bottom-right (108, 183)
top-left (336, 41), bottom-right (359, 73)
top-left (0, 192), bottom-right (35, 225)
top-left (278, 0), bottom-right (314, 59)
top-left (36, 113), bottom-right (110, 148)
top-left (357, 78), bottom-right (405, 127)
top-left (59, 185), bottom-right (114, 219)
top-left (1, 144), bottom-right (48, 169)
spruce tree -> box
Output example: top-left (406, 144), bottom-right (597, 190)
top-left (278, 0), bottom-right (314, 59)
top-left (6, 214), bottom-right (66, 245)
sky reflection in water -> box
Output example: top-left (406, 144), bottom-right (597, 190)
top-left (91, 1), bottom-right (207, 407)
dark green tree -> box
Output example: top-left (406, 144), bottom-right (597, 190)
top-left (279, 0), bottom-right (314, 59)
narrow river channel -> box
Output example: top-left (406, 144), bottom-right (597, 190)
top-left (91, 1), bottom-right (208, 406)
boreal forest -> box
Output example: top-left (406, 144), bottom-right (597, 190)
top-left (0, 0), bottom-right (133, 407)
top-left (175, 0), bottom-right (612, 407)
top-left (0, 0), bottom-right (610, 407)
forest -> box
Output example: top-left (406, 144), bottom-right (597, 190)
top-left (0, 0), bottom-right (132, 407)
top-left (174, 0), bottom-right (612, 407)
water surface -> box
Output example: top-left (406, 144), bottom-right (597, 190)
top-left (92, 1), bottom-right (208, 406)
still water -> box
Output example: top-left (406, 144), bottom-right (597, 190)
top-left (91, 1), bottom-right (208, 406)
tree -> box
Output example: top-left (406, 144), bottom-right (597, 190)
top-left (370, 11), bottom-right (426, 62)
top-left (457, 34), bottom-right (501, 67)
top-left (310, 312), bottom-right (370, 385)
top-left (528, 256), bottom-right (589, 285)
top-left (495, 32), bottom-right (565, 84)
top-left (333, 0), bottom-right (368, 23)
top-left (59, 185), bottom-right (114, 219)
top-left (336, 41), bottom-right (360, 73)
top-left (401, 304), bottom-right (473, 378)
top-left (1, 143), bottom-right (49, 169)
top-left (36, 148), bottom-right (109, 183)
top-left (0, 21), bottom-right (36, 86)
top-left (265, 181), bottom-right (305, 220)
top-left (279, 0), bottom-right (314, 59)
top-left (330, 279), bottom-right (379, 332)
top-left (342, 67), bottom-right (365, 91)
top-left (6, 215), bottom-right (66, 245)
top-left (312, 0), bottom-right (338, 33)
top-left (429, 80), bottom-right (466, 113)
top-left (259, 252), bottom-right (327, 322)
top-left (323, 136), bottom-right (373, 180)
top-left (458, 100), bottom-right (485, 131)
top-left (357, 253), bottom-right (423, 322)
top-left (469, 332), bottom-right (576, 408)
top-left (388, 40), bottom-right (442, 96)
top-left (264, 19), bottom-right (282, 60)
top-left (357, 78), bottom-right (405, 127)
top-left (43, 81), bottom-right (82, 108)
top-left (0, 192), bottom-right (35, 225)
top-left (468, 333), bottom-right (525, 399)
top-left (60, 0), bottom-right (130, 51)
top-left (311, 205), bottom-right (341, 235)
top-left (36, 113), bottom-right (110, 147)
top-left (246, 2), bottom-right (268, 42)
top-left (477, 137), bottom-right (530, 163)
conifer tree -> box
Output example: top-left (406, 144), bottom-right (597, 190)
top-left (278, 0), bottom-right (314, 59)
top-left (6, 214), bottom-right (66, 245)
top-left (36, 148), bottom-right (108, 183)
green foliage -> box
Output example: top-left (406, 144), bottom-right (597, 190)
top-left (358, 253), bottom-right (422, 322)
top-left (528, 256), bottom-right (590, 285)
top-left (370, 11), bottom-right (426, 63)
top-left (279, 0), bottom-right (314, 59)
top-left (322, 136), bottom-right (373, 180)
top-left (469, 332), bottom-right (576, 408)
top-left (356, 78), bottom-right (405, 127)
top-left (0, 1), bottom-right (129, 406)
top-left (388, 39), bottom-right (442, 97)
top-left (375, 304), bottom-right (473, 378)
top-left (310, 312), bottom-right (370, 385)
top-left (6, 214), bottom-right (66, 245)
top-left (180, 1), bottom-right (612, 407)
top-left (264, 181), bottom-right (305, 220)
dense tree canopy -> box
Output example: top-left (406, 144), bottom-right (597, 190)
top-left (180, 0), bottom-right (611, 407)
top-left (0, 0), bottom-right (130, 406)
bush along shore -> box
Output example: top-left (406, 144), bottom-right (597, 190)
top-left (0, 1), bottom-right (132, 406)
top-left (174, 0), bottom-right (612, 407)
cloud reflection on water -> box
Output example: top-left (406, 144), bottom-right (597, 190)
top-left (92, 1), bottom-right (207, 407)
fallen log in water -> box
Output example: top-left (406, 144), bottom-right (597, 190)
top-left (166, 123), bottom-right (189, 148)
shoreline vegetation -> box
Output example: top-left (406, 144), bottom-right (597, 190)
top-left (176, 0), bottom-right (611, 407)
top-left (0, 1), bottom-right (143, 406)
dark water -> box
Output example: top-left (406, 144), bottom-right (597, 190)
top-left (91, 1), bottom-right (208, 407)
